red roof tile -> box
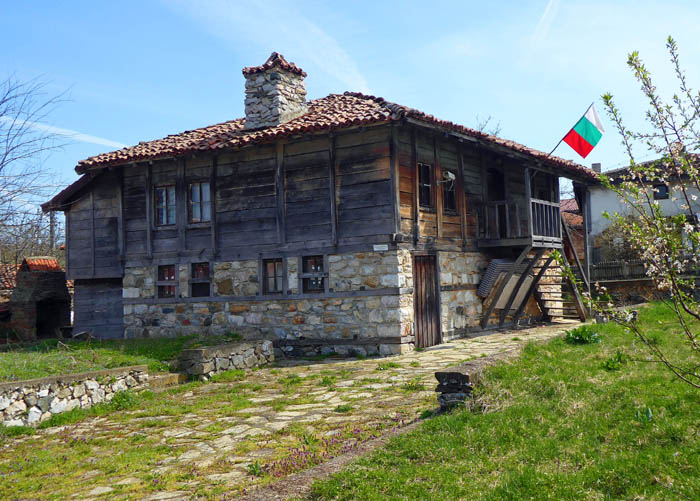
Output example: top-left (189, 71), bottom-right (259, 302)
top-left (21, 257), bottom-right (63, 272)
top-left (560, 198), bottom-right (579, 213)
top-left (242, 52), bottom-right (307, 77)
top-left (562, 211), bottom-right (583, 227)
top-left (73, 93), bottom-right (597, 183)
top-left (0, 264), bottom-right (19, 290)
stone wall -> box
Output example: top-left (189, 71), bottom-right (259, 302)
top-left (123, 266), bottom-right (154, 299)
top-left (213, 261), bottom-right (258, 296)
top-left (178, 340), bottom-right (274, 380)
top-left (438, 252), bottom-right (488, 339)
top-left (0, 366), bottom-right (148, 427)
top-left (244, 67), bottom-right (307, 129)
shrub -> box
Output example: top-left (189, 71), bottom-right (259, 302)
top-left (602, 350), bottom-right (626, 371)
top-left (564, 325), bottom-right (601, 345)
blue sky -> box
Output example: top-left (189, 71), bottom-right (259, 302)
top-left (3, 0), bottom-right (700, 199)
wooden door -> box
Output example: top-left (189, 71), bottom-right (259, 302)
top-left (414, 255), bottom-right (440, 348)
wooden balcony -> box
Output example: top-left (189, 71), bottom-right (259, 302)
top-left (478, 198), bottom-right (562, 248)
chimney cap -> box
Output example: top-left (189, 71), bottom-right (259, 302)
top-left (242, 52), bottom-right (307, 77)
top-left (591, 162), bottom-right (601, 173)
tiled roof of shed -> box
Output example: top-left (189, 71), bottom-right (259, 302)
top-left (560, 198), bottom-right (579, 213)
top-left (74, 93), bottom-right (598, 182)
top-left (21, 257), bottom-right (63, 272)
top-left (0, 264), bottom-right (19, 290)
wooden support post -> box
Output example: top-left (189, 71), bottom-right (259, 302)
top-left (210, 156), bottom-right (218, 255)
top-left (117, 168), bottom-right (125, 260)
top-left (457, 143), bottom-right (467, 248)
top-left (390, 125), bottom-right (401, 237)
top-left (481, 245), bottom-right (531, 329)
top-left (328, 135), bottom-right (338, 246)
top-left (90, 190), bottom-right (95, 277)
top-left (411, 128), bottom-right (420, 243)
top-left (499, 248), bottom-right (544, 326)
top-left (275, 143), bottom-right (286, 245)
top-left (145, 164), bottom-right (153, 258)
top-left (513, 254), bottom-right (555, 324)
top-left (434, 136), bottom-right (443, 239)
top-left (176, 158), bottom-right (186, 252)
top-left (524, 167), bottom-right (533, 238)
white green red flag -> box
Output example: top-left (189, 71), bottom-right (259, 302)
top-left (563, 104), bottom-right (604, 158)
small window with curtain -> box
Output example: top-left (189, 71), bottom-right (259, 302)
top-left (190, 262), bottom-right (210, 297)
top-left (418, 163), bottom-right (433, 208)
top-left (157, 264), bottom-right (176, 298)
top-left (189, 182), bottom-right (211, 223)
top-left (155, 186), bottom-right (176, 226)
top-left (301, 255), bottom-right (325, 293)
top-left (263, 258), bottom-right (283, 294)
top-left (442, 171), bottom-right (457, 213)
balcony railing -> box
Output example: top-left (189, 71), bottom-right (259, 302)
top-left (478, 198), bottom-right (561, 246)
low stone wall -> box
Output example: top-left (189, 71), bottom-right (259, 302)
top-left (0, 365), bottom-right (148, 427)
top-left (179, 340), bottom-right (274, 379)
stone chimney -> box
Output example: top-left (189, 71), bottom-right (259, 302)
top-left (591, 162), bottom-right (602, 173)
top-left (242, 52), bottom-right (308, 130)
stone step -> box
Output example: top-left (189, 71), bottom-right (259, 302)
top-left (149, 372), bottom-right (189, 389)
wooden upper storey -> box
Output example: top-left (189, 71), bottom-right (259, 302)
top-left (60, 123), bottom-right (576, 280)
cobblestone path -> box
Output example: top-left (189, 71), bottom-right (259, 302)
top-left (1, 324), bottom-right (573, 500)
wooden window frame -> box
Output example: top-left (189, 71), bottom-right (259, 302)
top-left (653, 183), bottom-right (669, 200)
top-left (188, 181), bottom-right (212, 224)
top-left (262, 258), bottom-right (284, 295)
top-left (299, 255), bottom-right (328, 294)
top-left (418, 163), bottom-right (434, 209)
top-left (156, 264), bottom-right (177, 299)
top-left (190, 262), bottom-right (211, 298)
top-left (441, 170), bottom-right (458, 215)
top-left (154, 184), bottom-right (176, 226)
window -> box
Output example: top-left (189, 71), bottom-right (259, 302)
top-left (155, 185), bottom-right (176, 226)
top-left (442, 171), bottom-right (457, 213)
top-left (157, 265), bottom-right (176, 298)
top-left (301, 255), bottom-right (325, 293)
top-left (190, 262), bottom-right (210, 297)
top-left (418, 163), bottom-right (433, 208)
top-left (263, 259), bottom-right (284, 294)
top-left (653, 184), bottom-right (669, 200)
top-left (189, 182), bottom-right (211, 223)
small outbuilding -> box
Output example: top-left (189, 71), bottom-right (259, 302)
top-left (8, 257), bottom-right (71, 340)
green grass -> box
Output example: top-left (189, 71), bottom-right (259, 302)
top-left (375, 362), bottom-right (401, 371)
top-left (311, 303), bottom-right (700, 500)
top-left (0, 333), bottom-right (241, 382)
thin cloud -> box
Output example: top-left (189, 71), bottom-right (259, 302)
top-left (531, 0), bottom-right (561, 46)
top-left (166, 0), bottom-right (371, 93)
top-left (0, 116), bottom-right (127, 148)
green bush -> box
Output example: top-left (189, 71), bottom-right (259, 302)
top-left (564, 325), bottom-right (601, 345)
top-left (602, 350), bottom-right (625, 371)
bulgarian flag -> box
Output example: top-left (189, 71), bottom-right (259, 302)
top-left (562, 104), bottom-right (604, 158)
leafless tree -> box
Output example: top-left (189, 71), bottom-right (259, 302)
top-left (475, 114), bottom-right (502, 137)
top-left (0, 75), bottom-right (66, 262)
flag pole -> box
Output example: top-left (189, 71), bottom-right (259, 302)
top-left (547, 102), bottom-right (594, 157)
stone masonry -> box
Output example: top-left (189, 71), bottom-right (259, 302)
top-left (0, 366), bottom-right (148, 427)
top-left (243, 54), bottom-right (308, 130)
top-left (178, 340), bottom-right (274, 380)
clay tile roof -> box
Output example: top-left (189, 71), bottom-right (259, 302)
top-left (560, 198), bottom-right (579, 213)
top-left (562, 211), bottom-right (583, 227)
top-left (72, 92), bottom-right (597, 182)
top-left (21, 257), bottom-right (63, 272)
top-left (242, 52), bottom-right (307, 77)
top-left (0, 264), bottom-right (19, 290)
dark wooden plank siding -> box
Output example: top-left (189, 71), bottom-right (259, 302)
top-left (73, 279), bottom-right (123, 339)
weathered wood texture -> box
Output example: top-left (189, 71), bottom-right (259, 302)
top-left (67, 171), bottom-right (122, 279)
top-left (72, 278), bottom-right (124, 338)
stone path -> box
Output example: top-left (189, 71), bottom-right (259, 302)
top-left (0, 323), bottom-right (574, 500)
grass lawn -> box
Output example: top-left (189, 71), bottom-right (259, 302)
top-left (0, 332), bottom-right (240, 382)
top-left (311, 303), bottom-right (700, 500)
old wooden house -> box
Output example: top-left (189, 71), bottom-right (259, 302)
top-left (43, 53), bottom-right (596, 356)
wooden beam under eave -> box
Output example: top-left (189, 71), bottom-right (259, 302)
top-left (176, 158), bottom-right (186, 252)
top-left (457, 143), bottom-right (467, 249)
top-left (411, 127), bottom-right (420, 243)
top-left (434, 136), bottom-right (443, 239)
top-left (210, 156), bottom-right (218, 255)
top-left (145, 164), bottom-right (153, 259)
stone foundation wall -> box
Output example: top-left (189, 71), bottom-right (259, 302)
top-left (0, 366), bottom-right (148, 427)
top-left (179, 340), bottom-right (274, 380)
top-left (438, 252), bottom-right (488, 339)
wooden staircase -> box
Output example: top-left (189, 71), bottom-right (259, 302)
top-left (533, 265), bottom-right (585, 321)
